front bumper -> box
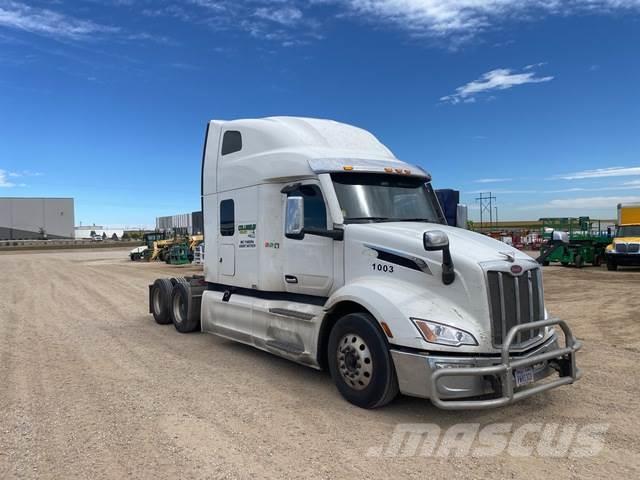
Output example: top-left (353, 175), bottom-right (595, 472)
top-left (605, 252), bottom-right (640, 266)
top-left (390, 318), bottom-right (582, 410)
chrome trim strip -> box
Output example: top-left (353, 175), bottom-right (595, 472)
top-left (268, 308), bottom-right (316, 322)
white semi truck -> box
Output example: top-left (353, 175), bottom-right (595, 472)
top-left (149, 117), bottom-right (582, 409)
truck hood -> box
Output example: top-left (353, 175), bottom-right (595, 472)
top-left (346, 222), bottom-right (533, 265)
top-left (341, 222), bottom-right (542, 353)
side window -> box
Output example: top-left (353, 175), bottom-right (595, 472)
top-left (221, 131), bottom-right (242, 155)
top-left (220, 199), bottom-right (235, 236)
top-left (289, 185), bottom-right (327, 230)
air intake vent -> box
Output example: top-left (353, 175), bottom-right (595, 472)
top-left (487, 269), bottom-right (544, 347)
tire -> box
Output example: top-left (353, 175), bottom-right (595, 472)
top-left (170, 282), bottom-right (201, 333)
top-left (171, 277), bottom-right (188, 285)
top-left (575, 255), bottom-right (584, 268)
top-left (542, 260), bottom-right (550, 267)
top-left (607, 260), bottom-right (618, 271)
top-left (150, 278), bottom-right (173, 325)
top-left (593, 255), bottom-right (602, 267)
top-left (328, 312), bottom-right (399, 409)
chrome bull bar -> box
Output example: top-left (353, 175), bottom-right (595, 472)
top-left (429, 318), bottom-right (583, 410)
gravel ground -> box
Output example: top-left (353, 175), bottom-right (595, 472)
top-left (1, 248), bottom-right (639, 479)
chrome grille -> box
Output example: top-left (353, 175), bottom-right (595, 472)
top-left (487, 269), bottom-right (544, 347)
top-left (628, 243), bottom-right (640, 253)
top-left (616, 243), bottom-right (628, 253)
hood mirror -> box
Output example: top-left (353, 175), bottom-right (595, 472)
top-left (423, 230), bottom-right (455, 285)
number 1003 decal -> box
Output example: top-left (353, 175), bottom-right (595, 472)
top-left (372, 263), bottom-right (394, 273)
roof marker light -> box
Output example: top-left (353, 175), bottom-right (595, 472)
top-left (343, 166), bottom-right (354, 171)
top-left (384, 167), bottom-right (393, 173)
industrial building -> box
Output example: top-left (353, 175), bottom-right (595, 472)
top-left (0, 197), bottom-right (75, 240)
top-left (155, 211), bottom-right (203, 235)
top-left (74, 225), bottom-right (125, 240)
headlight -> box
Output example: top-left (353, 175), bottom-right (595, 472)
top-left (411, 318), bottom-right (478, 347)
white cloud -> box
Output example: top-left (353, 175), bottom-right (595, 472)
top-left (255, 6), bottom-right (303, 26)
top-left (524, 62), bottom-right (546, 70)
top-left (8, 169), bottom-right (42, 177)
top-left (340, 1), bottom-right (640, 41)
top-left (623, 179), bottom-right (640, 186)
top-left (556, 166), bottom-right (640, 180)
top-left (0, 169), bottom-right (16, 187)
top-left (440, 67), bottom-right (553, 104)
top-left (525, 195), bottom-right (640, 210)
top-left (473, 177), bottom-right (513, 183)
top-left (0, 1), bottom-right (119, 40)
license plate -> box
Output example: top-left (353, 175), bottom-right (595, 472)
top-left (515, 367), bottom-right (535, 387)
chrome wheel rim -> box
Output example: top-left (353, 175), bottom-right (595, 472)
top-left (153, 288), bottom-right (162, 314)
top-left (172, 294), bottom-right (185, 324)
top-left (337, 333), bottom-right (373, 390)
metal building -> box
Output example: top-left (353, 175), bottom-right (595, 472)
top-left (155, 211), bottom-right (203, 235)
top-left (0, 197), bottom-right (75, 240)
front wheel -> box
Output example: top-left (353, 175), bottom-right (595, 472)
top-left (328, 312), bottom-right (398, 409)
top-left (607, 259), bottom-right (618, 271)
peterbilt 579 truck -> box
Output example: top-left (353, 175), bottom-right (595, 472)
top-left (149, 117), bottom-right (582, 409)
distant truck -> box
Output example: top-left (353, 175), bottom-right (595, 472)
top-left (605, 203), bottom-right (640, 270)
top-left (148, 117), bottom-right (581, 409)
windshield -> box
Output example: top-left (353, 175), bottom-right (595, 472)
top-left (617, 225), bottom-right (640, 237)
top-left (331, 172), bottom-right (445, 224)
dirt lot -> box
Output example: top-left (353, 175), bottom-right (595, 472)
top-left (1, 248), bottom-right (639, 479)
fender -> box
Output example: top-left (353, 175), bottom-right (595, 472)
top-left (324, 276), bottom-right (490, 352)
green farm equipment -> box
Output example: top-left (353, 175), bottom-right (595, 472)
top-left (537, 217), bottom-right (612, 268)
top-left (166, 243), bottom-right (190, 265)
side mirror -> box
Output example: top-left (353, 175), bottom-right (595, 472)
top-left (423, 230), bottom-right (455, 285)
top-left (423, 230), bottom-right (449, 251)
top-left (285, 196), bottom-right (304, 239)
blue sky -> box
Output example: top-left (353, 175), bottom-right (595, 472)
top-left (1, 0), bottom-right (639, 227)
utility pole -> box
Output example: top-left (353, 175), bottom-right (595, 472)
top-left (475, 192), bottom-right (497, 231)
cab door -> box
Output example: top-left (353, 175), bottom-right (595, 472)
top-left (282, 182), bottom-right (334, 297)
top-left (218, 198), bottom-right (236, 278)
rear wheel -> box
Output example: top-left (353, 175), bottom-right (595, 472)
top-left (170, 282), bottom-right (201, 333)
top-left (150, 278), bottom-right (173, 325)
top-left (574, 255), bottom-right (584, 268)
top-left (328, 312), bottom-right (398, 409)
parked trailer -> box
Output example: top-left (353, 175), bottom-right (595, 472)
top-left (149, 117), bottom-right (581, 410)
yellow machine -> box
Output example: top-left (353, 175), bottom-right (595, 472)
top-left (150, 234), bottom-right (204, 262)
top-left (605, 203), bottom-right (640, 270)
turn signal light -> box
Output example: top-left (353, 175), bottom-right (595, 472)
top-left (414, 321), bottom-right (437, 342)
top-left (380, 321), bottom-right (394, 338)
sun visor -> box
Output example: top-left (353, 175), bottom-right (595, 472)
top-left (308, 158), bottom-right (431, 180)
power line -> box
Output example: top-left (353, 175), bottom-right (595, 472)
top-left (475, 192), bottom-right (497, 230)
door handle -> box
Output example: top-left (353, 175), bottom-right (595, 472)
top-left (284, 275), bottom-right (298, 284)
